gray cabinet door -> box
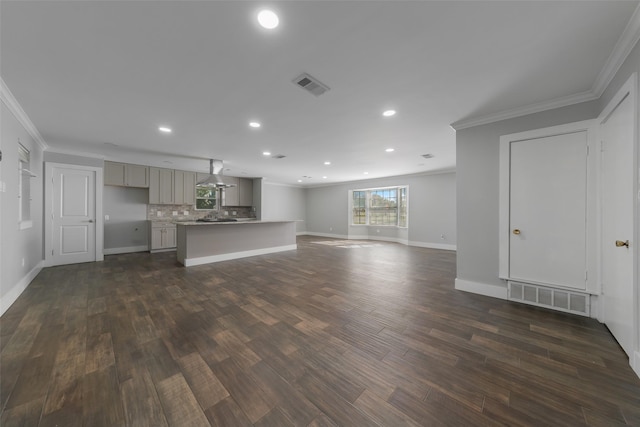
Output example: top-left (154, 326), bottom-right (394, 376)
top-left (183, 171), bottom-right (196, 205)
top-left (174, 170), bottom-right (196, 205)
top-left (223, 177), bottom-right (240, 206)
top-left (104, 161), bottom-right (125, 186)
top-left (150, 167), bottom-right (175, 204)
top-left (239, 178), bottom-right (253, 206)
top-left (174, 170), bottom-right (185, 204)
top-left (126, 164), bottom-right (149, 188)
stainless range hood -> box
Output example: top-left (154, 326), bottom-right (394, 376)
top-left (196, 159), bottom-right (236, 188)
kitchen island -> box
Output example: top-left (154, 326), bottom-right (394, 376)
top-left (176, 220), bottom-right (297, 266)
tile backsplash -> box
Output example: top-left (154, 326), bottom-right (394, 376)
top-left (147, 205), bottom-right (255, 221)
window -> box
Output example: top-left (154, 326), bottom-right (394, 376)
top-left (352, 191), bottom-right (366, 224)
top-left (196, 187), bottom-right (217, 210)
top-left (351, 186), bottom-right (408, 227)
top-left (18, 142), bottom-right (33, 228)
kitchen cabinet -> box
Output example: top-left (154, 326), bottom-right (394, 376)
top-left (150, 222), bottom-right (177, 251)
top-left (104, 161), bottom-right (149, 188)
top-left (149, 167), bottom-right (174, 204)
top-left (174, 170), bottom-right (196, 205)
top-left (223, 177), bottom-right (253, 207)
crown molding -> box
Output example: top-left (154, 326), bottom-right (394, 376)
top-left (592, 3), bottom-right (640, 97)
top-left (450, 90), bottom-right (597, 131)
top-left (451, 3), bottom-right (640, 131)
top-left (0, 77), bottom-right (48, 150)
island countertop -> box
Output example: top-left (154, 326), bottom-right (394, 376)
top-left (176, 220), bottom-right (298, 266)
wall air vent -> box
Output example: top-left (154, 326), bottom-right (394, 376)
top-left (293, 73), bottom-right (330, 97)
top-left (508, 281), bottom-right (589, 316)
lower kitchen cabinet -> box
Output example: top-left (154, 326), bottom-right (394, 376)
top-left (150, 222), bottom-right (177, 251)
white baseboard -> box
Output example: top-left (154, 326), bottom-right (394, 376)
top-left (301, 232), bottom-right (349, 239)
top-left (633, 352), bottom-right (640, 379)
top-left (0, 262), bottom-right (43, 316)
top-left (181, 244), bottom-right (297, 267)
top-left (409, 241), bottom-right (457, 251)
top-left (103, 245), bottom-right (149, 255)
top-left (455, 278), bottom-right (508, 300)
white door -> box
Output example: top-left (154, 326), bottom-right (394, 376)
top-left (509, 131), bottom-right (588, 289)
top-left (601, 92), bottom-right (635, 358)
top-left (51, 166), bottom-right (96, 265)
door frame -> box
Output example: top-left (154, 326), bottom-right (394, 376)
top-left (44, 162), bottom-right (104, 266)
top-left (498, 120), bottom-right (598, 293)
top-left (596, 72), bottom-right (639, 376)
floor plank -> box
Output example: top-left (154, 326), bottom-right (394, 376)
top-left (1, 236), bottom-right (638, 426)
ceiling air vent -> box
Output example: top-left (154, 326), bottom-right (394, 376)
top-left (421, 154), bottom-right (435, 159)
top-left (271, 154), bottom-right (286, 159)
top-left (293, 73), bottom-right (330, 97)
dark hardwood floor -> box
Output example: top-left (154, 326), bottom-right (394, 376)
top-left (1, 235), bottom-right (639, 426)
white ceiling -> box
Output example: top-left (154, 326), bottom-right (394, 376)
top-left (1, 1), bottom-right (638, 186)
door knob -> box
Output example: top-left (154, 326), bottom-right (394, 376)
top-left (513, 229), bottom-right (521, 235)
top-left (615, 240), bottom-right (629, 248)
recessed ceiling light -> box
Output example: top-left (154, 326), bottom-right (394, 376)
top-left (158, 126), bottom-right (172, 133)
top-left (382, 110), bottom-right (396, 117)
top-left (385, 148), bottom-right (395, 152)
top-left (262, 151), bottom-right (271, 156)
top-left (249, 122), bottom-right (261, 128)
top-left (257, 10), bottom-right (279, 29)
top-left (322, 176), bottom-right (327, 179)
top-left (324, 161), bottom-right (331, 165)
top-left (364, 172), bottom-right (369, 175)
top-left (297, 179), bottom-right (302, 183)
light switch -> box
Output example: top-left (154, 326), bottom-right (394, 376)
top-left (104, 214), bottom-right (110, 221)
top-left (157, 211), bottom-right (162, 217)
top-left (172, 211), bottom-right (178, 216)
top-left (183, 210), bottom-right (189, 215)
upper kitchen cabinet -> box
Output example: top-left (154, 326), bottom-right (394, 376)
top-left (149, 167), bottom-right (175, 204)
top-left (174, 170), bottom-right (196, 205)
top-left (223, 177), bottom-right (253, 207)
top-left (104, 161), bottom-right (149, 188)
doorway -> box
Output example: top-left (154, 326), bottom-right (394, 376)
top-left (598, 73), bottom-right (638, 366)
top-left (45, 162), bottom-right (104, 266)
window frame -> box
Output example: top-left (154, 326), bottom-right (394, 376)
top-left (350, 185), bottom-right (408, 228)
top-left (195, 186), bottom-right (218, 211)
top-left (18, 142), bottom-right (33, 229)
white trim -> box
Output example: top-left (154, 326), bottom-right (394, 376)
top-left (409, 241), bottom-right (456, 251)
top-left (0, 262), bottom-right (43, 316)
top-left (451, 4), bottom-right (640, 131)
top-left (633, 352), bottom-right (640, 378)
top-left (592, 4), bottom-right (640, 97)
top-left (298, 168), bottom-right (456, 189)
top-left (0, 77), bottom-right (48, 150)
top-left (451, 91), bottom-right (597, 131)
top-left (455, 278), bottom-right (508, 300)
top-left (103, 245), bottom-right (149, 255)
top-left (182, 244), bottom-right (297, 267)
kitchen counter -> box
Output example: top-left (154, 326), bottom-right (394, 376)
top-left (176, 220), bottom-right (298, 266)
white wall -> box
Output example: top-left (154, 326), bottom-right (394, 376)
top-left (261, 181), bottom-right (307, 233)
top-left (305, 172), bottom-right (456, 249)
top-left (103, 186), bottom-right (149, 254)
top-left (0, 99), bottom-right (45, 315)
